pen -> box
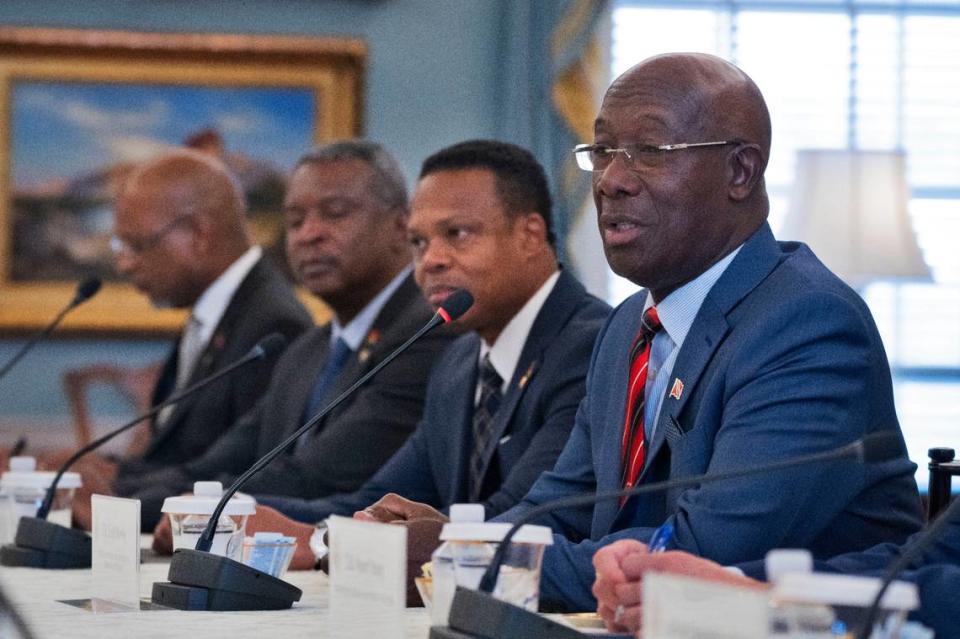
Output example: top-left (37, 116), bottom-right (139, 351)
top-left (648, 521), bottom-right (674, 553)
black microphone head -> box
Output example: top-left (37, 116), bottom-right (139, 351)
top-left (251, 333), bottom-right (287, 360)
top-left (859, 431), bottom-right (904, 463)
top-left (72, 278), bottom-right (102, 306)
top-left (437, 289), bottom-right (474, 323)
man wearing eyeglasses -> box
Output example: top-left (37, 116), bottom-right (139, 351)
top-left (66, 149), bottom-right (312, 529)
top-left (495, 52), bottom-right (923, 611)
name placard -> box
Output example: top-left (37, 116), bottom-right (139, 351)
top-left (91, 494), bottom-right (141, 609)
top-left (327, 515), bottom-right (406, 611)
top-left (643, 572), bottom-right (769, 639)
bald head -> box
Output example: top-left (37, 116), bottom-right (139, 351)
top-left (592, 53), bottom-right (772, 300)
top-left (122, 149), bottom-right (249, 244)
top-left (113, 149), bottom-right (251, 308)
top-left (604, 53), bottom-right (771, 171)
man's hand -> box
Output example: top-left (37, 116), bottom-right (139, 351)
top-left (153, 512), bottom-right (175, 555)
top-left (592, 539), bottom-right (648, 632)
top-left (349, 494), bottom-right (450, 606)
top-left (71, 492), bottom-right (93, 531)
top-left (353, 493), bottom-right (449, 525)
top-left (397, 517), bottom-right (446, 606)
top-left (592, 542), bottom-right (767, 633)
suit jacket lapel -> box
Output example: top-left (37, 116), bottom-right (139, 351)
top-left (471, 270), bottom-right (587, 491)
top-left (151, 260), bottom-right (266, 443)
top-left (595, 297), bottom-right (642, 534)
top-left (636, 223), bottom-right (783, 484)
top-left (317, 274), bottom-right (424, 409)
top-left (141, 344), bottom-right (179, 459)
top-left (639, 304), bottom-right (730, 480)
top-left (448, 337), bottom-right (482, 503)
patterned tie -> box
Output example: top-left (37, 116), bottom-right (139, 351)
top-left (158, 314), bottom-right (204, 427)
top-left (620, 307), bottom-right (663, 500)
top-left (176, 314), bottom-right (205, 389)
top-left (469, 354), bottom-right (503, 501)
top-left (302, 337), bottom-right (353, 424)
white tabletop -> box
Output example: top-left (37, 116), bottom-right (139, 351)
top-left (0, 550), bottom-right (433, 639)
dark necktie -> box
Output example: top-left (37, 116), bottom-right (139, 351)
top-left (302, 337), bottom-right (353, 425)
top-left (620, 307), bottom-right (663, 500)
top-left (468, 354), bottom-right (503, 501)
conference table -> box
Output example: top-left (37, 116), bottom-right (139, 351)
top-left (0, 540), bottom-right (434, 639)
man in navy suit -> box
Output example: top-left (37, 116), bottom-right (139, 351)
top-left (592, 506), bottom-right (960, 636)
top-left (495, 52), bottom-right (923, 610)
top-left (221, 140), bottom-right (610, 578)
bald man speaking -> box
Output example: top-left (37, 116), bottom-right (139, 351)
top-left (496, 53), bottom-right (923, 610)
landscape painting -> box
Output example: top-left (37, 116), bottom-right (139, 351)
top-left (10, 81), bottom-right (315, 282)
top-left (0, 27), bottom-right (364, 333)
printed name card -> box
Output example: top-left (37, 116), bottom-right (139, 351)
top-left (643, 572), bottom-right (769, 639)
top-left (327, 515), bottom-right (407, 611)
top-left (91, 494), bottom-right (141, 609)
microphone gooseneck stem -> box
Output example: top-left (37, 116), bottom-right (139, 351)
top-left (35, 346), bottom-right (269, 520)
top-left (477, 438), bottom-right (871, 593)
top-left (0, 303), bottom-right (74, 384)
top-left (196, 313), bottom-right (445, 552)
top-left (855, 497), bottom-right (960, 639)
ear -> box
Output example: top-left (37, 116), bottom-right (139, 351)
top-left (189, 214), bottom-right (214, 253)
top-left (517, 212), bottom-right (549, 256)
top-left (392, 207), bottom-right (410, 235)
top-left (728, 143), bottom-right (765, 202)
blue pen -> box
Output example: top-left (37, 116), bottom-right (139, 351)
top-left (648, 522), bottom-right (674, 553)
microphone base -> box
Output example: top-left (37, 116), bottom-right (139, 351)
top-left (0, 517), bottom-right (91, 569)
top-left (150, 549), bottom-right (302, 611)
top-left (429, 587), bottom-right (586, 639)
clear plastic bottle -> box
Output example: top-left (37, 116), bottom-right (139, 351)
top-left (430, 503), bottom-right (485, 625)
top-left (0, 457), bottom-right (79, 544)
top-left (161, 481), bottom-right (254, 560)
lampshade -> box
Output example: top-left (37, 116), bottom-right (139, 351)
top-left (780, 150), bottom-right (931, 288)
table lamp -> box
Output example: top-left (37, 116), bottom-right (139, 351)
top-left (779, 149), bottom-right (930, 288)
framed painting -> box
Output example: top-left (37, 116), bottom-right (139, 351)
top-left (0, 27), bottom-right (364, 334)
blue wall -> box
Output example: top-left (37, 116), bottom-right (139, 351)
top-left (0, 0), bottom-right (508, 442)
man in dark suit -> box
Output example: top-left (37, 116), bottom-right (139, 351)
top-left (140, 141), bottom-right (453, 531)
top-left (184, 141), bottom-right (610, 577)
top-left (494, 52), bottom-right (923, 610)
top-left (70, 150), bottom-right (311, 528)
top-left (592, 506), bottom-right (960, 636)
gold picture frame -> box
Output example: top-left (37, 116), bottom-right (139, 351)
top-left (0, 26), bottom-right (363, 335)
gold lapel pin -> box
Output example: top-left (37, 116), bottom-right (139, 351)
top-left (518, 361), bottom-right (537, 389)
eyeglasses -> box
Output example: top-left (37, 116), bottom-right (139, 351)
top-left (110, 213), bottom-right (194, 257)
top-left (573, 140), bottom-right (737, 172)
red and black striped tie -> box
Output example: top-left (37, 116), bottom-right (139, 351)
top-left (620, 306), bottom-right (663, 503)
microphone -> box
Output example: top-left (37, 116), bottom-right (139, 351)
top-left (855, 496), bottom-right (960, 639)
top-left (433, 431), bottom-right (904, 639)
top-left (151, 289), bottom-right (474, 612)
top-left (0, 333), bottom-right (287, 570)
top-left (0, 278), bottom-right (102, 384)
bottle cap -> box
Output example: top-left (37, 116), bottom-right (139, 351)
top-left (160, 481), bottom-right (256, 515)
top-left (449, 503), bottom-right (485, 523)
top-left (0, 456), bottom-right (81, 490)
